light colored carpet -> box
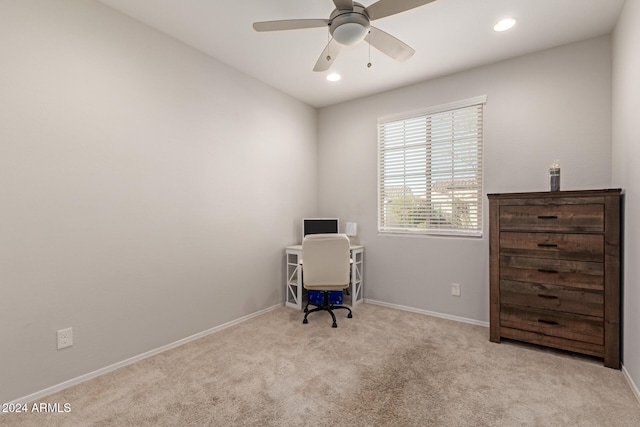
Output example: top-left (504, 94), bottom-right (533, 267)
top-left (4, 303), bottom-right (640, 426)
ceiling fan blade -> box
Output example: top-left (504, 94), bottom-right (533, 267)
top-left (365, 0), bottom-right (437, 21)
top-left (253, 19), bottom-right (329, 32)
top-left (366, 26), bottom-right (415, 62)
top-left (313, 38), bottom-right (342, 72)
top-left (333, 0), bottom-right (353, 11)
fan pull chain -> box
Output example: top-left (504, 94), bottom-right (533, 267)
top-left (326, 29), bottom-right (332, 62)
top-left (367, 31), bottom-right (372, 68)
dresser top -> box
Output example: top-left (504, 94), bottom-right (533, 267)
top-left (487, 188), bottom-right (622, 199)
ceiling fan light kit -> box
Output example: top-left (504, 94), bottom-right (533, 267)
top-left (329, 4), bottom-right (370, 46)
top-left (253, 0), bottom-right (437, 72)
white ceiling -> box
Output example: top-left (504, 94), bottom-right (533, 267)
top-left (96, 0), bottom-right (624, 108)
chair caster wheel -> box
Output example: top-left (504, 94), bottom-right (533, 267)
top-left (332, 322), bottom-right (337, 328)
top-left (348, 313), bottom-right (353, 318)
top-left (303, 318), bottom-right (308, 324)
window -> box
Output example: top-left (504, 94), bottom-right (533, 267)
top-left (378, 96), bottom-right (486, 236)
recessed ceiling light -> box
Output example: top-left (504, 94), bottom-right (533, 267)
top-left (494, 18), bottom-right (516, 32)
top-left (326, 73), bottom-right (341, 82)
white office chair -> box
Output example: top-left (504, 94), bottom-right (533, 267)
top-left (301, 233), bottom-right (353, 328)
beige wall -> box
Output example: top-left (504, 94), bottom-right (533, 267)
top-left (318, 36), bottom-right (613, 322)
top-left (0, 0), bottom-right (318, 402)
top-left (613, 0), bottom-right (640, 396)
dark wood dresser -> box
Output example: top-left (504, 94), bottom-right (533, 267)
top-left (488, 189), bottom-right (622, 368)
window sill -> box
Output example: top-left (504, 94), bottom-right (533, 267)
top-left (378, 230), bottom-right (483, 239)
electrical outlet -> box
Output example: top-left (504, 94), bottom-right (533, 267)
top-left (451, 283), bottom-right (461, 297)
top-left (57, 327), bottom-right (73, 349)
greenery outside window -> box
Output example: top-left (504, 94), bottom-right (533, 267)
top-left (377, 96), bottom-right (486, 236)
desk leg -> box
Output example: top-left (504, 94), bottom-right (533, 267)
top-left (349, 248), bottom-right (364, 307)
top-left (285, 249), bottom-right (303, 310)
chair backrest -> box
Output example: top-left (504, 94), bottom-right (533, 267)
top-left (302, 233), bottom-right (350, 288)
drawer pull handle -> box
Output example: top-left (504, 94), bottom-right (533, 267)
top-left (537, 215), bottom-right (558, 219)
top-left (538, 319), bottom-right (559, 325)
top-left (537, 294), bottom-right (559, 300)
top-left (537, 243), bottom-right (558, 248)
top-left (538, 269), bottom-right (559, 274)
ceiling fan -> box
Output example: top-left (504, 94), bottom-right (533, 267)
top-left (253, 0), bottom-right (437, 72)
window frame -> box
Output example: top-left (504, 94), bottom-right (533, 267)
top-left (377, 96), bottom-right (486, 238)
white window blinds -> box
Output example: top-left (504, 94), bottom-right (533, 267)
top-left (378, 96), bottom-right (485, 236)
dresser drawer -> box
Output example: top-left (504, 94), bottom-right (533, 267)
top-left (500, 280), bottom-right (603, 317)
top-left (500, 232), bottom-right (603, 262)
top-left (499, 328), bottom-right (604, 358)
top-left (500, 303), bottom-right (603, 345)
top-left (500, 256), bottom-right (604, 290)
top-left (499, 204), bottom-right (604, 232)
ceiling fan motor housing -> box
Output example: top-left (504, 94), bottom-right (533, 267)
top-left (329, 3), bottom-right (371, 46)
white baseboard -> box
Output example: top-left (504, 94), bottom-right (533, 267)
top-left (364, 298), bottom-right (489, 328)
top-left (622, 364), bottom-right (640, 406)
top-left (9, 303), bottom-right (283, 406)
top-left (11, 300), bottom-right (639, 408)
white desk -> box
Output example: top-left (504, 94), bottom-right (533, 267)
top-left (285, 244), bottom-right (364, 310)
